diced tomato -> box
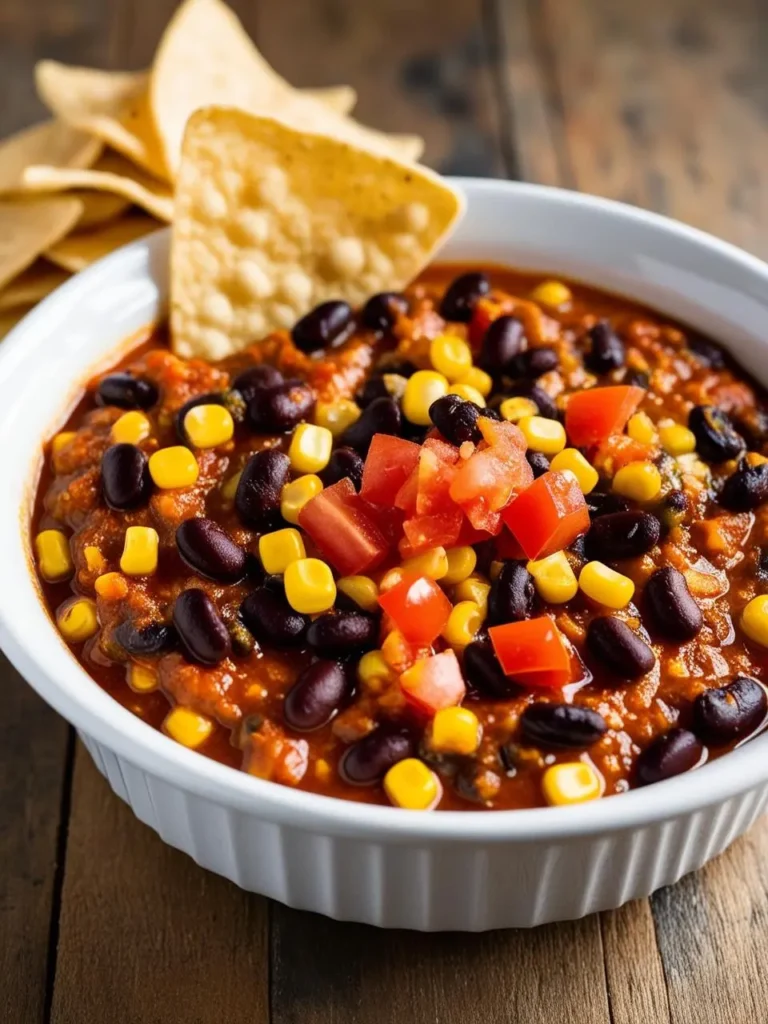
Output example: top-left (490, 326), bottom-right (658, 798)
top-left (401, 508), bottom-right (464, 553)
top-left (494, 527), bottom-right (526, 561)
top-left (378, 574), bottom-right (452, 645)
top-left (593, 433), bottom-right (656, 473)
top-left (502, 470), bottom-right (589, 560)
top-left (394, 466), bottom-right (419, 514)
top-left (489, 616), bottom-right (571, 686)
top-left (423, 436), bottom-right (460, 464)
top-left (565, 385), bottom-right (644, 447)
top-left (399, 650), bottom-right (466, 716)
top-left (381, 629), bottom-right (432, 674)
top-left (416, 446), bottom-right (457, 515)
top-left (359, 499), bottom-right (406, 546)
top-left (450, 445), bottom-right (533, 517)
top-left (299, 479), bottom-right (389, 576)
top-left (456, 519), bottom-right (496, 547)
top-left (360, 434), bottom-right (421, 506)
top-left (477, 417), bottom-right (526, 453)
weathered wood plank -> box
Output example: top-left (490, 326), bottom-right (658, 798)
top-left (0, 661), bottom-right (71, 1024)
top-left (50, 746), bottom-right (270, 1024)
top-left (600, 901), bottom-right (672, 1024)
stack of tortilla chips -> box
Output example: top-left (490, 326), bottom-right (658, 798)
top-left (0, 0), bottom-right (426, 341)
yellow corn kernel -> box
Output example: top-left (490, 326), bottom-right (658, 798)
top-left (94, 571), bottom-right (128, 600)
top-left (119, 526), bottom-right (159, 576)
top-left (56, 598), bottom-right (98, 643)
top-left (747, 452), bottom-right (768, 467)
top-left (403, 370), bottom-right (449, 425)
top-left (549, 448), bottom-right (599, 494)
top-left (542, 761), bottom-right (602, 806)
top-left (183, 404), bottom-right (234, 448)
top-left (531, 280), bottom-right (572, 309)
top-left (442, 600), bottom-right (484, 647)
top-left (454, 574), bottom-right (491, 612)
top-left (383, 758), bottom-right (441, 810)
top-left (741, 595), bottom-right (768, 647)
top-left (164, 706), bottom-right (213, 749)
top-left (315, 399), bottom-right (361, 437)
top-left (337, 575), bottom-right (379, 613)
top-left (519, 414), bottom-right (566, 455)
top-left (430, 333), bottom-right (473, 381)
top-left (288, 423), bottom-right (333, 473)
top-left (83, 545), bottom-right (106, 574)
top-left (442, 546), bottom-right (477, 585)
top-left (220, 469), bottom-right (242, 504)
top-left (579, 560), bottom-right (635, 609)
top-left (258, 527), bottom-right (306, 575)
top-left (111, 410), bottom-right (151, 445)
top-left (149, 446), bottom-right (199, 489)
top-left (448, 383), bottom-right (486, 407)
top-left (357, 649), bottom-right (392, 690)
top-left (35, 529), bottom-right (73, 582)
top-left (51, 431), bottom-right (76, 470)
top-left (456, 366), bottom-right (493, 398)
top-left (379, 567), bottom-right (406, 592)
top-left (401, 546), bottom-right (449, 581)
top-left (489, 560), bottom-right (503, 581)
top-left (612, 461), bottom-right (662, 502)
top-left (315, 758), bottom-right (332, 783)
top-left (431, 706), bottom-right (481, 755)
top-left (659, 422), bottom-right (697, 457)
top-left (527, 551), bottom-right (578, 604)
top-left (280, 474), bottom-right (323, 525)
top-left (627, 412), bottom-right (658, 445)
top-left (284, 558), bottom-right (337, 614)
top-left (500, 396), bottom-right (539, 423)
top-left (129, 664), bottom-right (158, 693)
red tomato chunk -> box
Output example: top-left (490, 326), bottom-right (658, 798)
top-left (565, 385), bottom-right (644, 447)
top-left (489, 616), bottom-right (572, 689)
top-left (299, 479), bottom-right (388, 576)
top-left (378, 574), bottom-right (452, 645)
top-left (502, 470), bottom-right (589, 560)
top-left (399, 649), bottom-right (466, 715)
top-left (360, 434), bottom-right (421, 506)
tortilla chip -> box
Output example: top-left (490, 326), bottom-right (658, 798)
top-left (0, 120), bottom-right (101, 194)
top-left (76, 191), bottom-right (132, 229)
top-left (35, 63), bottom-right (169, 183)
top-left (0, 306), bottom-right (33, 341)
top-left (23, 152), bottom-right (174, 222)
top-left (150, 0), bottom-right (423, 178)
top-left (171, 109), bottom-right (462, 359)
top-left (0, 262), bottom-right (69, 311)
top-left (0, 196), bottom-right (83, 291)
top-left (45, 213), bottom-right (161, 272)
top-left (311, 86), bottom-right (357, 115)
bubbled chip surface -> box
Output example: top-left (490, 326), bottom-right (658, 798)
top-left (170, 108), bottom-right (464, 360)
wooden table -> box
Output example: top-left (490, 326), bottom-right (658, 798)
top-left (3, 0), bottom-right (768, 1020)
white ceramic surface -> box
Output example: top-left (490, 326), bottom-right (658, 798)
top-left (3, 179), bottom-right (768, 930)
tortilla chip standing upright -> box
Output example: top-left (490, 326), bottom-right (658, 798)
top-left (171, 108), bottom-right (462, 360)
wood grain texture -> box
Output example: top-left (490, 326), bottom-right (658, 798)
top-left (0, 660), bottom-right (71, 1024)
top-left (49, 747), bottom-right (269, 1024)
top-left (600, 901), bottom-right (672, 1024)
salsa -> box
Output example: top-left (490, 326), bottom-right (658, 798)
top-left (31, 264), bottom-right (768, 811)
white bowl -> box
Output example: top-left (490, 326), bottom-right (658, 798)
top-left (3, 179), bottom-right (768, 931)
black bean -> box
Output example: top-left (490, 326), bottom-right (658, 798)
top-left (507, 382), bottom-right (558, 421)
top-left (689, 335), bottom-right (726, 369)
top-left (624, 368), bottom-right (650, 389)
top-left (361, 292), bottom-right (409, 332)
top-left (526, 450), bottom-right (550, 478)
top-left (719, 462), bottom-right (768, 511)
top-left (235, 449), bottom-right (290, 530)
top-left (692, 677), bottom-right (767, 747)
top-left (339, 396), bottom-right (401, 455)
top-left (734, 407), bottom-right (768, 449)
top-left (758, 547), bottom-right (768, 581)
top-left (291, 300), bottom-right (352, 352)
top-left (688, 405), bottom-right (745, 463)
top-left (586, 616), bottom-right (655, 679)
top-left (439, 271), bottom-right (490, 322)
top-left (320, 447), bottom-right (365, 491)
top-left (231, 365), bottom-right (284, 404)
top-left (96, 372), bottom-right (158, 410)
top-left (508, 347), bottom-right (559, 379)
top-left (429, 394), bottom-right (482, 445)
top-left (357, 377), bottom-right (389, 407)
top-left (101, 443), bottom-right (151, 510)
top-left (487, 561), bottom-right (535, 626)
top-left (636, 728), bottom-right (704, 786)
top-left (644, 567), bottom-right (703, 641)
top-left (114, 621), bottom-right (177, 657)
top-left (584, 321), bottom-right (625, 373)
top-left (479, 315), bottom-right (525, 374)
top-left (463, 640), bottom-right (517, 698)
top-left (520, 702), bottom-right (608, 749)
top-left (569, 533), bottom-right (587, 560)
top-left (175, 392), bottom-right (226, 443)
top-left (340, 726), bottom-right (416, 785)
top-left (305, 612), bottom-right (379, 657)
top-left (247, 380), bottom-right (315, 433)
top-left (585, 510), bottom-right (661, 561)
top-left (658, 488), bottom-right (689, 532)
top-left (587, 491), bottom-right (630, 518)
top-left (176, 518), bottom-right (247, 583)
top-left (239, 587), bottom-right (309, 648)
top-left (173, 589), bottom-right (231, 666)
top-left (283, 660), bottom-right (352, 732)
top-left (373, 356), bottom-right (417, 378)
